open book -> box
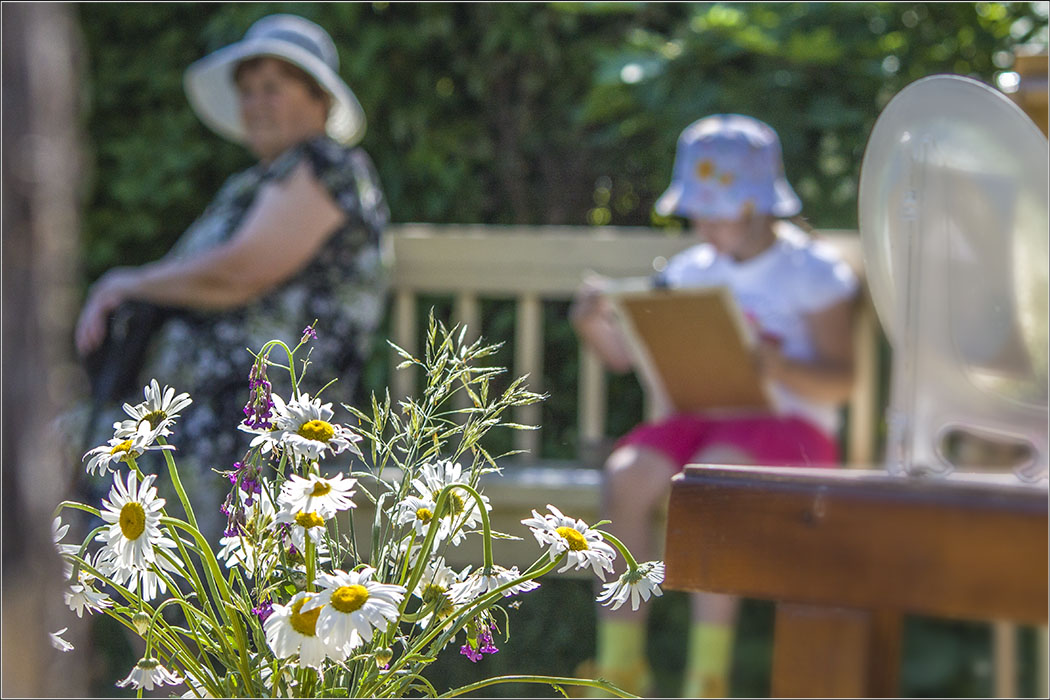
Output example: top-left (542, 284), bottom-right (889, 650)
top-left (605, 277), bottom-right (773, 420)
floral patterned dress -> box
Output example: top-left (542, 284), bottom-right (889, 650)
top-left (87, 135), bottom-right (389, 535)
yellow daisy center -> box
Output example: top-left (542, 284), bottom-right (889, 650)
top-left (556, 526), bottom-right (589, 551)
top-left (310, 481), bottom-right (332, 497)
top-left (141, 409), bottom-right (167, 429)
top-left (331, 584), bottom-right (370, 613)
top-left (422, 584), bottom-right (455, 618)
top-left (119, 502), bottom-right (147, 540)
top-left (290, 597), bottom-right (320, 636)
top-left (434, 491), bottom-right (465, 520)
top-left (295, 511), bottom-right (325, 529)
top-left (415, 507), bottom-right (434, 523)
top-left (298, 420), bottom-right (334, 443)
top-left (109, 440), bottom-right (133, 456)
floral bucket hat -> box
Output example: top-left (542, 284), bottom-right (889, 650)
top-left (654, 114), bottom-right (801, 220)
top-left (184, 14), bottom-right (366, 146)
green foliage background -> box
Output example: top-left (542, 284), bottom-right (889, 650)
top-left (75, 3), bottom-right (1047, 697)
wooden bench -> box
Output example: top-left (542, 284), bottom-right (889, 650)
top-left (372, 223), bottom-right (879, 571)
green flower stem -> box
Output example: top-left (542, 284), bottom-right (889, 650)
top-left (71, 558), bottom-right (221, 695)
top-left (595, 529), bottom-right (640, 571)
top-left (258, 339), bottom-right (298, 397)
top-left (156, 438), bottom-right (198, 532)
top-left (144, 598), bottom-right (217, 691)
top-left (439, 675), bottom-right (636, 699)
top-left (54, 500), bottom-right (100, 519)
top-left (305, 535), bottom-right (316, 593)
top-left (373, 554), bottom-right (563, 699)
top-left (162, 521), bottom-right (224, 638)
top-left (401, 481), bottom-right (491, 607)
top-left (450, 482), bottom-right (494, 572)
top-left (161, 517), bottom-right (256, 693)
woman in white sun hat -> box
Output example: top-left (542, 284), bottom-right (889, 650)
top-left (571, 114), bottom-right (860, 697)
top-left (74, 14), bottom-right (389, 537)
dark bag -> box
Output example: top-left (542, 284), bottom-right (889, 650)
top-left (82, 301), bottom-right (176, 441)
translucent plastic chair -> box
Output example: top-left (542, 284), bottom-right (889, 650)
top-left (859, 74), bottom-right (1049, 482)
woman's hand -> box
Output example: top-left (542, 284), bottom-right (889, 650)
top-left (75, 267), bottom-right (139, 356)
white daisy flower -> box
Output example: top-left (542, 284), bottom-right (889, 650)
top-left (395, 494), bottom-right (443, 540)
top-left (116, 657), bottom-right (184, 691)
top-left (410, 460), bottom-right (491, 545)
top-left (278, 473), bottom-right (357, 519)
top-left (303, 567), bottom-right (406, 653)
top-left (448, 564), bottom-right (540, 605)
top-left (596, 560), bottom-right (665, 611)
top-left (411, 557), bottom-right (461, 627)
top-left (64, 569), bottom-right (113, 617)
top-left (82, 421), bottom-right (174, 477)
top-left (52, 515), bottom-right (79, 578)
top-left (264, 591), bottom-right (339, 670)
top-left (271, 393), bottom-right (363, 463)
top-left (272, 505), bottom-right (330, 553)
top-left (521, 504), bottom-right (617, 580)
top-left (218, 489), bottom-right (279, 574)
top-left (95, 471), bottom-right (173, 571)
top-left (119, 378), bottom-right (192, 436)
top-left (49, 628), bottom-right (74, 652)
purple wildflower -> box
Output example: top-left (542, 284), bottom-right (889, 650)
top-left (242, 361), bottom-right (274, 430)
top-left (301, 325), bottom-right (317, 342)
top-left (460, 630), bottom-right (499, 663)
top-left (252, 600), bottom-right (274, 624)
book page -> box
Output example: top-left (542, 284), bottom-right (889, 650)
top-left (608, 283), bottom-right (772, 417)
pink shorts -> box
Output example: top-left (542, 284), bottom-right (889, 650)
top-left (615, 413), bottom-right (840, 473)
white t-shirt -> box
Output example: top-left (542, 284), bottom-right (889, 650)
top-left (661, 221), bottom-right (859, 436)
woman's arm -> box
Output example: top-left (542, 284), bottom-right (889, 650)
top-left (756, 296), bottom-right (857, 404)
top-left (75, 160), bottom-right (345, 355)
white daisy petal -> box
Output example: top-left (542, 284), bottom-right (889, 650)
top-left (49, 628), bottom-right (74, 652)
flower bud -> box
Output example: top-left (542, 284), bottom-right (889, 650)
top-left (132, 611), bottom-right (151, 636)
top-left (375, 647), bottom-right (393, 668)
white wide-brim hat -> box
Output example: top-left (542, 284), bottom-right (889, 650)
top-left (655, 114), bottom-right (801, 220)
top-left (184, 14), bottom-right (366, 146)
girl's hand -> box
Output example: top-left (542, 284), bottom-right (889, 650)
top-left (75, 267), bottom-right (139, 356)
top-left (754, 334), bottom-right (785, 381)
top-left (569, 273), bottom-right (611, 326)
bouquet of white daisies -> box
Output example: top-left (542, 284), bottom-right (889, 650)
top-left (53, 315), bottom-right (664, 698)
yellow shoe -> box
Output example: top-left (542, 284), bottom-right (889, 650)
top-left (571, 657), bottom-right (653, 698)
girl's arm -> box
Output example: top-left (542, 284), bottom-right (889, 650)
top-left (75, 160), bottom-right (345, 355)
top-left (757, 296), bottom-right (857, 404)
top-left (569, 275), bottom-right (634, 373)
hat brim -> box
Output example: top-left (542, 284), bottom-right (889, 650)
top-left (654, 176), bottom-right (802, 219)
top-left (184, 37), bottom-right (366, 147)
top-left (654, 182), bottom-right (685, 218)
